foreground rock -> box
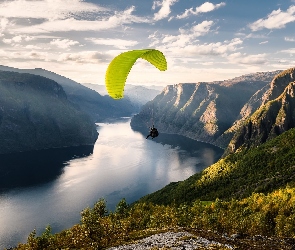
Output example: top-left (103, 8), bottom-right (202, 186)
top-left (107, 229), bottom-right (295, 250)
top-left (107, 231), bottom-right (234, 250)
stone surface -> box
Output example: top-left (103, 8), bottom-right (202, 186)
top-left (107, 231), bottom-right (234, 250)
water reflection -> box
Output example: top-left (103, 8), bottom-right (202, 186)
top-left (0, 119), bottom-right (224, 249)
top-left (0, 146), bottom-right (94, 191)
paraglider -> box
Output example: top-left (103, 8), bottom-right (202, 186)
top-left (105, 48), bottom-right (166, 139)
top-left (146, 125), bottom-right (159, 139)
top-left (105, 49), bottom-right (167, 99)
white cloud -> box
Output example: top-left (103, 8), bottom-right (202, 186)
top-left (245, 33), bottom-right (268, 39)
top-left (50, 39), bottom-right (79, 49)
top-left (13, 6), bottom-right (149, 34)
top-left (285, 37), bottom-right (295, 42)
top-left (24, 36), bottom-right (35, 41)
top-left (12, 35), bottom-right (22, 43)
top-left (86, 38), bottom-right (138, 49)
top-left (57, 51), bottom-right (110, 64)
top-left (0, 49), bottom-right (49, 61)
top-left (26, 51), bottom-right (49, 60)
top-left (2, 35), bottom-right (24, 44)
top-left (249, 5), bottom-right (295, 31)
top-left (259, 41), bottom-right (268, 45)
top-left (25, 45), bottom-right (42, 49)
top-left (153, 0), bottom-right (178, 21)
top-left (281, 48), bottom-right (295, 54)
top-left (170, 38), bottom-right (243, 57)
top-left (2, 35), bottom-right (36, 46)
top-left (2, 38), bottom-right (13, 44)
top-left (0, 18), bottom-right (9, 32)
top-left (151, 20), bottom-right (214, 48)
top-left (0, 0), bottom-right (106, 21)
top-left (227, 52), bottom-right (267, 65)
top-left (176, 2), bottom-right (226, 19)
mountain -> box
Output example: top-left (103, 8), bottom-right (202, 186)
top-left (82, 83), bottom-right (163, 110)
top-left (131, 70), bottom-right (281, 148)
top-left (0, 65), bottom-right (135, 122)
top-left (138, 126), bottom-right (295, 205)
top-left (0, 71), bottom-right (98, 154)
top-left (226, 67), bottom-right (295, 154)
top-left (137, 67), bottom-right (295, 205)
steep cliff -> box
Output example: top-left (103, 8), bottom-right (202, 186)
top-left (131, 71), bottom-right (280, 147)
top-left (0, 71), bottom-right (98, 154)
top-left (227, 67), bottom-right (295, 154)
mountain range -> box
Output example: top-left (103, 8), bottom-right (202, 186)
top-left (0, 65), bottom-right (136, 122)
top-left (131, 70), bottom-right (283, 149)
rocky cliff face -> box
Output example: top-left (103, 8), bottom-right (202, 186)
top-left (227, 67), bottom-right (295, 154)
top-left (131, 71), bottom-right (280, 147)
top-left (0, 71), bottom-right (98, 154)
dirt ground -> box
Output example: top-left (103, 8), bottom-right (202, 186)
top-left (187, 228), bottom-right (295, 250)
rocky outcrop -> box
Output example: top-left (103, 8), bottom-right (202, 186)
top-left (0, 71), bottom-right (98, 154)
top-left (131, 71), bottom-right (280, 148)
top-left (107, 231), bottom-right (234, 249)
top-left (227, 68), bottom-right (295, 154)
top-left (106, 229), bottom-right (295, 249)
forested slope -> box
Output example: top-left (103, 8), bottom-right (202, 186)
top-left (0, 71), bottom-right (98, 154)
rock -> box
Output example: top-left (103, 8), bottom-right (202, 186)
top-left (107, 231), bottom-right (234, 250)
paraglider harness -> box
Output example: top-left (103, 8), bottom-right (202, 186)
top-left (146, 125), bottom-right (159, 139)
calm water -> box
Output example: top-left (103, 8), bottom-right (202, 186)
top-left (0, 118), bottom-right (223, 248)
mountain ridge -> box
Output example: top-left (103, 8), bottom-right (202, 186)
top-left (0, 71), bottom-right (98, 154)
top-left (226, 67), bottom-right (295, 154)
top-left (0, 65), bottom-right (135, 122)
top-left (131, 70), bottom-right (281, 148)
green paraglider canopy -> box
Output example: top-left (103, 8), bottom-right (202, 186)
top-left (105, 49), bottom-right (167, 99)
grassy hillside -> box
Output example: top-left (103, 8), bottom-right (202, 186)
top-left (138, 127), bottom-right (295, 205)
top-left (15, 187), bottom-right (295, 249)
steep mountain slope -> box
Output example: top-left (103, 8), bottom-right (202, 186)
top-left (138, 126), bottom-right (295, 205)
top-left (227, 67), bottom-right (295, 154)
top-left (131, 71), bottom-right (280, 148)
top-left (0, 71), bottom-right (98, 154)
top-left (0, 65), bottom-right (135, 122)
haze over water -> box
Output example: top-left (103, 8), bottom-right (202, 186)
top-left (0, 118), bottom-right (223, 248)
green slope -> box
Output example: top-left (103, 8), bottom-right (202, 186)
top-left (138, 127), bottom-right (295, 205)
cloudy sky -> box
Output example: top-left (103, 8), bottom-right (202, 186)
top-left (0, 0), bottom-right (295, 86)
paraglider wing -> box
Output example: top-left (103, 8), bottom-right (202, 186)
top-left (105, 49), bottom-right (167, 99)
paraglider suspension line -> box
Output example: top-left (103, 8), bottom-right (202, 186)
top-left (152, 102), bottom-right (154, 127)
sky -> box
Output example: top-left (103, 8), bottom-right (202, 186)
top-left (0, 0), bottom-right (295, 86)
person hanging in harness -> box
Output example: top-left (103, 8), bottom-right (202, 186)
top-left (146, 125), bottom-right (159, 139)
